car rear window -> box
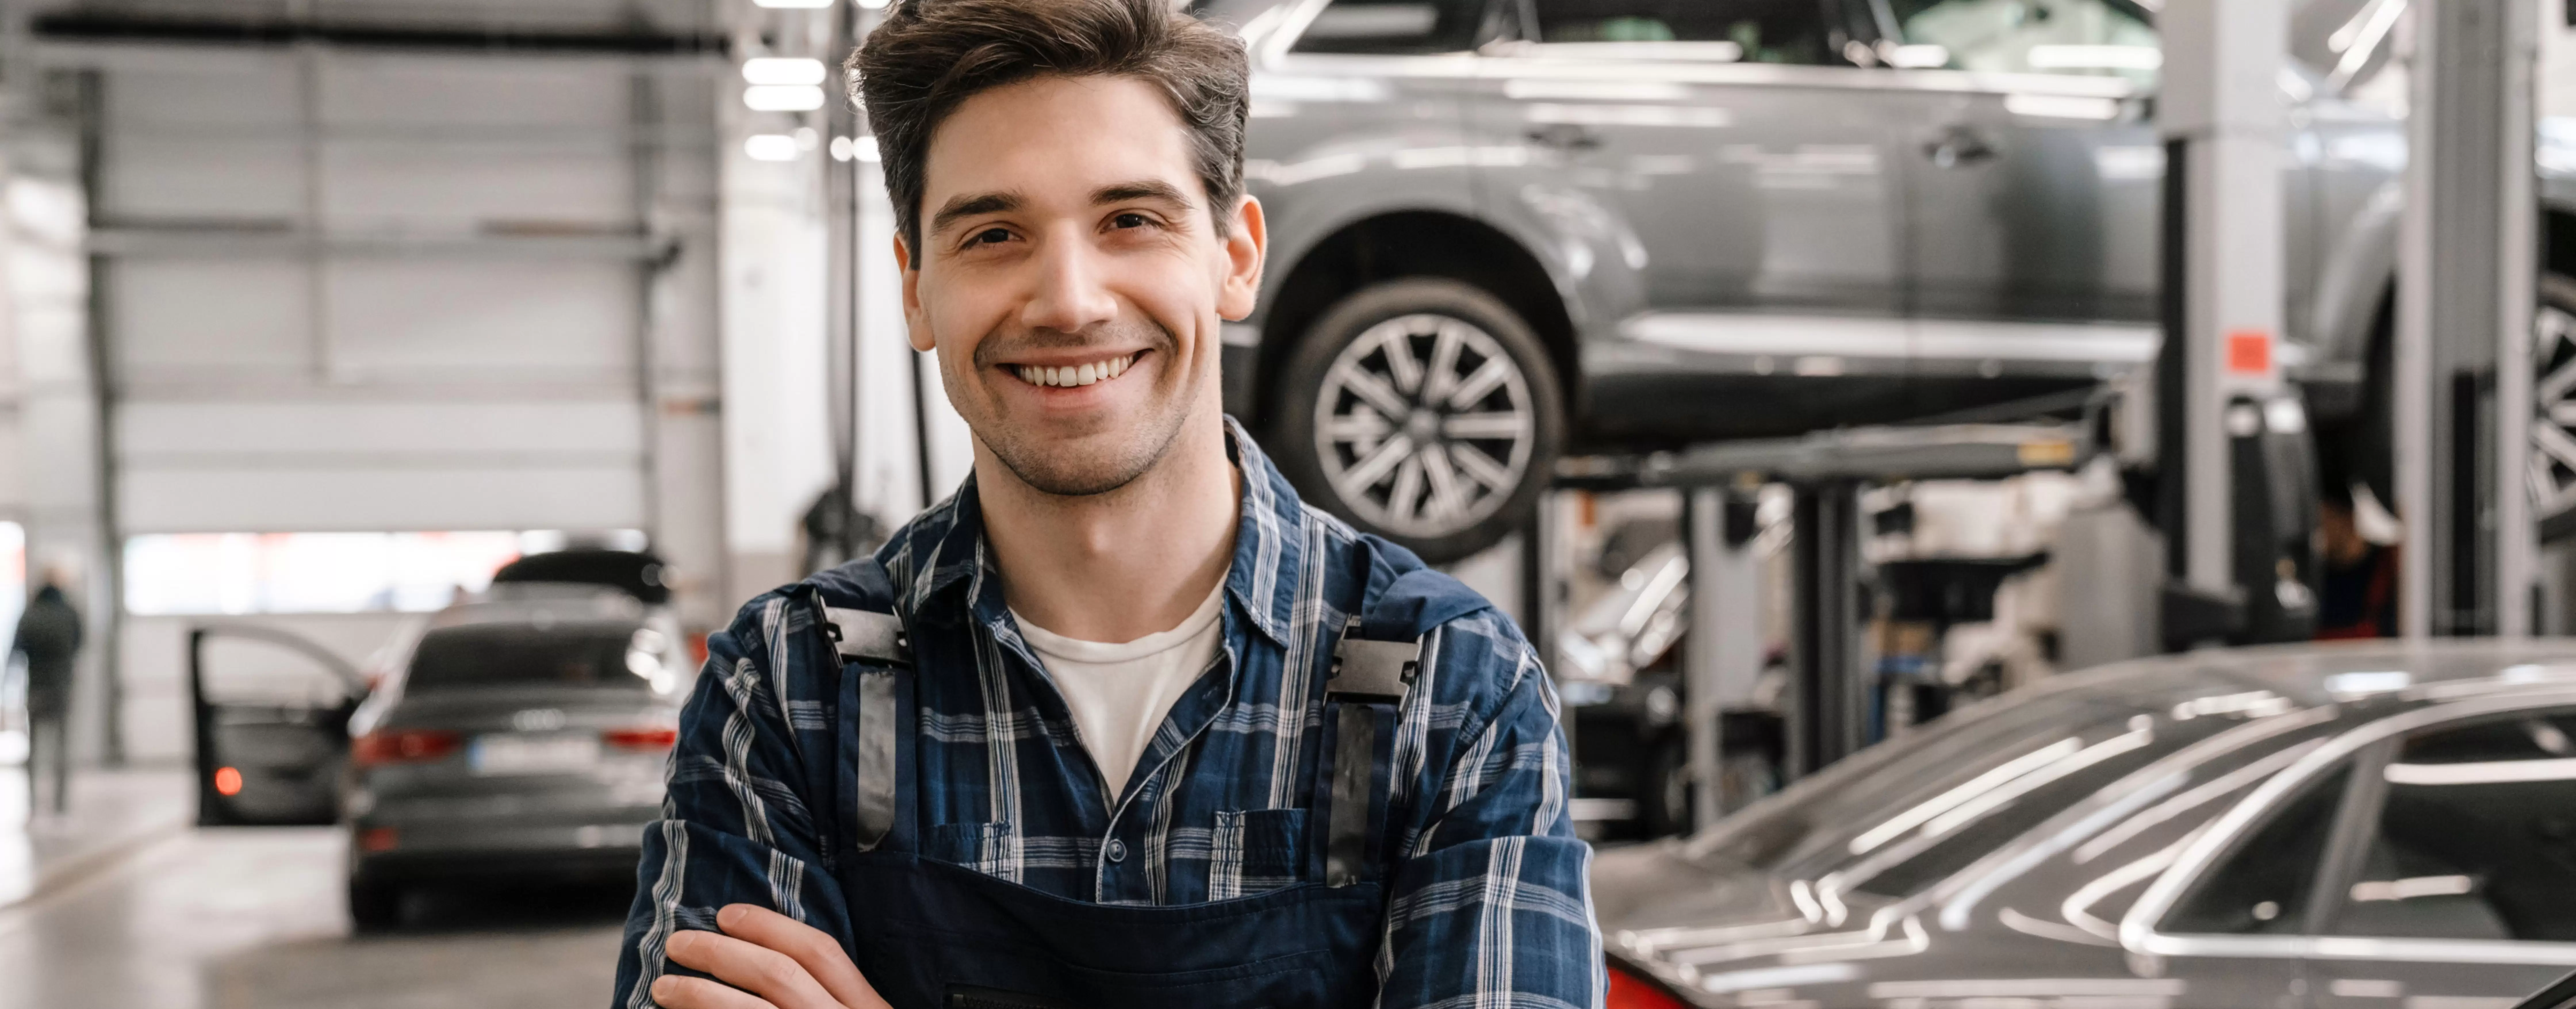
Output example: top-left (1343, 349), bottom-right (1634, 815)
top-left (405, 623), bottom-right (653, 692)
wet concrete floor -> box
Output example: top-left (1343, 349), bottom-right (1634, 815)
top-left (0, 826), bottom-right (628, 1009)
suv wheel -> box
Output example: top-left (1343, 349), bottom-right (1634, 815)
top-left (1270, 279), bottom-right (1565, 563)
top-left (2535, 276), bottom-right (2576, 538)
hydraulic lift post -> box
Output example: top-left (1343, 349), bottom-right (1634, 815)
top-left (2396, 0), bottom-right (2539, 638)
top-left (1643, 424), bottom-right (2094, 782)
top-left (2155, 0), bottom-right (2311, 649)
top-left (1683, 486), bottom-right (1761, 828)
top-left (1786, 482), bottom-right (1864, 778)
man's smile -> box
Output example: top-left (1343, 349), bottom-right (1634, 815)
top-left (1007, 350), bottom-right (1142, 388)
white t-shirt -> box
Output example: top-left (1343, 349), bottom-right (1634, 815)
top-left (1011, 577), bottom-right (1228, 796)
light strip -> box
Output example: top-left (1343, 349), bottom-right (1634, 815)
top-left (2350, 875), bottom-right (2475, 902)
top-left (1923, 726), bottom-right (2154, 838)
top-left (1849, 738), bottom-right (2081, 855)
top-left (2386, 757), bottom-right (2576, 786)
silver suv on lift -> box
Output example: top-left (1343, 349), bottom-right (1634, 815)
top-left (1209, 0), bottom-right (2534, 562)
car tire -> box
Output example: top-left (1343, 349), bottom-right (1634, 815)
top-left (1268, 278), bottom-right (1566, 563)
top-left (348, 876), bottom-right (403, 932)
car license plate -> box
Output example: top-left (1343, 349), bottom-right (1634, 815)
top-left (470, 734), bottom-right (599, 776)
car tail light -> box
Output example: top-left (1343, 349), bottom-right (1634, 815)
top-left (353, 729), bottom-right (463, 766)
top-left (359, 827), bottom-right (399, 853)
top-left (1607, 964), bottom-right (1690, 1009)
top-left (603, 726), bottom-right (678, 751)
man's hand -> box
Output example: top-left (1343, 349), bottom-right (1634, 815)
top-left (649, 904), bottom-right (893, 1009)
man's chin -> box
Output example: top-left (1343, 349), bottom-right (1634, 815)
top-left (987, 435), bottom-right (1159, 498)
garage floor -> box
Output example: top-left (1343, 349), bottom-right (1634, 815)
top-left (0, 824), bottom-right (625, 1009)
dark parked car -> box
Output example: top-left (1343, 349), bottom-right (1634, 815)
top-left (1202, 0), bottom-right (2573, 561)
top-left (338, 589), bottom-right (689, 927)
top-left (1594, 641), bottom-right (2576, 1008)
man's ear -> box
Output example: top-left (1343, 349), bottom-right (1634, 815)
top-left (1217, 194), bottom-right (1266, 322)
top-left (896, 235), bottom-right (935, 352)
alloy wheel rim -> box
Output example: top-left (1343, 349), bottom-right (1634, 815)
top-left (1313, 312), bottom-right (1535, 538)
top-left (2534, 301), bottom-right (2576, 528)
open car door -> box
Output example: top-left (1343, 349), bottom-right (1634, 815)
top-left (189, 625), bottom-right (368, 826)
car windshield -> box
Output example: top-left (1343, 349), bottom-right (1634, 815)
top-left (404, 623), bottom-right (656, 693)
top-left (1685, 663), bottom-right (2303, 893)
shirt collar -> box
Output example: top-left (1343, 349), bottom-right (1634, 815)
top-left (897, 417), bottom-right (1309, 649)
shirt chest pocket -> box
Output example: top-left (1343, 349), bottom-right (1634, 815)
top-left (1208, 808), bottom-right (1305, 901)
top-left (926, 820), bottom-right (1016, 878)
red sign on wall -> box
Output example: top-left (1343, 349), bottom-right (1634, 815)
top-left (2227, 329), bottom-right (2272, 375)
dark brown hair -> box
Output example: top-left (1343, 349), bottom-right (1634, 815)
top-left (850, 0), bottom-right (1250, 259)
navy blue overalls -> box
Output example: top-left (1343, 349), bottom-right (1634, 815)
top-left (799, 560), bottom-right (1490, 1009)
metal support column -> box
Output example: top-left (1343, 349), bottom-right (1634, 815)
top-left (1524, 490), bottom-right (1569, 760)
top-left (2156, 0), bottom-right (2291, 649)
top-left (1684, 487), bottom-right (1762, 827)
top-left (2397, 0), bottom-right (2539, 638)
top-left (1787, 481), bottom-right (1863, 779)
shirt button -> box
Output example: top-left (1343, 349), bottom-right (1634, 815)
top-left (1104, 838), bottom-right (1127, 863)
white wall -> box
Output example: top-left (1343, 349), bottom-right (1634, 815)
top-left (716, 86), bottom-right (835, 598)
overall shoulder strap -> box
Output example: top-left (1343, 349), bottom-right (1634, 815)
top-left (1320, 561), bottom-right (1494, 886)
top-left (798, 557), bottom-right (909, 853)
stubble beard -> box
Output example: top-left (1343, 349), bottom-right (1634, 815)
top-left (960, 319), bottom-right (1196, 498)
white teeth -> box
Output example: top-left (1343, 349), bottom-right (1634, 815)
top-left (1016, 353), bottom-right (1135, 388)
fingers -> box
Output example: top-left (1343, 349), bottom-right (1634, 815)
top-left (648, 974), bottom-right (777, 1009)
top-left (662, 928), bottom-right (842, 1009)
top-left (716, 905), bottom-right (894, 1009)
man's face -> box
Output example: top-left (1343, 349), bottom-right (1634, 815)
top-left (900, 74), bottom-right (1263, 497)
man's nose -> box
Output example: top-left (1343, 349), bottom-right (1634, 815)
top-left (1019, 232), bottom-right (1120, 335)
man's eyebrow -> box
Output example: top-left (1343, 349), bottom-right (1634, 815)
top-left (929, 191), bottom-right (1023, 235)
top-left (1093, 180), bottom-right (1194, 207)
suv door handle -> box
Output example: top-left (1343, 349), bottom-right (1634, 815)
top-left (1923, 124), bottom-right (1997, 168)
top-left (1526, 123), bottom-right (1603, 151)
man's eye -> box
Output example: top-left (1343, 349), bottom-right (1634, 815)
top-left (965, 227), bottom-right (1011, 248)
top-left (1111, 212), bottom-right (1155, 230)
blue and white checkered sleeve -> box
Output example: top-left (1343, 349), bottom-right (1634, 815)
top-left (1375, 620), bottom-right (1605, 1009)
top-left (612, 594), bottom-right (853, 1009)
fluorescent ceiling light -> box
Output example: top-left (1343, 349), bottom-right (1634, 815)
top-left (743, 57), bottom-right (827, 86)
top-left (745, 134), bottom-right (801, 161)
top-left (745, 85), bottom-right (827, 112)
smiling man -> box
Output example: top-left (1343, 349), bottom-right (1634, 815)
top-left (611, 1), bottom-right (1598, 1006)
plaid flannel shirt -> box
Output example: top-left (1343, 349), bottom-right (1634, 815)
top-left (614, 419), bottom-right (1602, 1008)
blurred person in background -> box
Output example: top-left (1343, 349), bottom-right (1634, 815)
top-left (2315, 482), bottom-right (2399, 640)
top-left (12, 565), bottom-right (83, 814)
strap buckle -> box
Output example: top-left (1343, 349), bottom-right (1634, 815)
top-left (822, 607), bottom-right (911, 665)
top-left (1328, 626), bottom-right (1419, 702)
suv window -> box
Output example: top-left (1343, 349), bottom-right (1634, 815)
top-left (1888, 0), bottom-right (2158, 85)
top-left (1529, 0), bottom-right (1835, 63)
top-left (405, 624), bottom-right (658, 693)
top-left (1291, 0), bottom-right (1495, 54)
top-left (2164, 766), bottom-right (2348, 935)
top-left (2332, 713), bottom-right (2576, 942)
